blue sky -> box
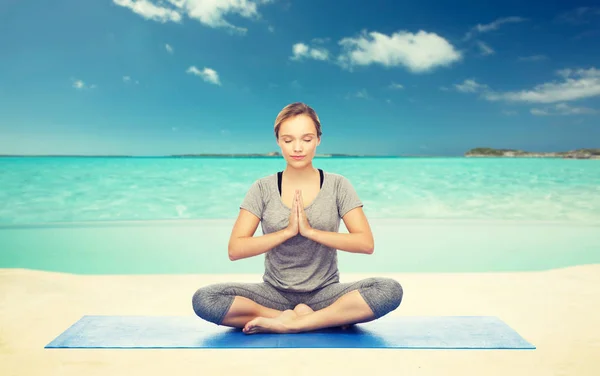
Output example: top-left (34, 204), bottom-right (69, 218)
top-left (1, 0), bottom-right (599, 156)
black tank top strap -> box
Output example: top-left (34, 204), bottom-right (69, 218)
top-left (319, 168), bottom-right (323, 188)
top-left (278, 171), bottom-right (282, 195)
top-left (278, 169), bottom-right (323, 195)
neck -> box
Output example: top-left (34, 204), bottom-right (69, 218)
top-left (283, 165), bottom-right (318, 182)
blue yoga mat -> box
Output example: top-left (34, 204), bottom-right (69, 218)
top-left (45, 315), bottom-right (535, 349)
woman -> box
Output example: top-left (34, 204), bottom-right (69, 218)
top-left (192, 102), bottom-right (403, 334)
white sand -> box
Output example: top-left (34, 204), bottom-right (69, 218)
top-left (1, 266), bottom-right (599, 376)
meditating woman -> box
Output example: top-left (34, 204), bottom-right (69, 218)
top-left (192, 102), bottom-right (403, 334)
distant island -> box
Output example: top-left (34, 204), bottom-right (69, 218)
top-left (465, 147), bottom-right (600, 159)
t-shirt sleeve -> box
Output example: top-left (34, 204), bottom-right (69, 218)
top-left (337, 176), bottom-right (364, 218)
top-left (239, 181), bottom-right (264, 220)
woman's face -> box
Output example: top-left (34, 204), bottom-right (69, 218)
top-left (277, 114), bottom-right (320, 165)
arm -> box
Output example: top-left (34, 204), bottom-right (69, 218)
top-left (305, 207), bottom-right (374, 254)
top-left (305, 229), bottom-right (373, 254)
top-left (228, 209), bottom-right (295, 261)
top-left (229, 228), bottom-right (294, 261)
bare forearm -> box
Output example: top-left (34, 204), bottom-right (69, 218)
top-left (305, 229), bottom-right (373, 254)
top-left (229, 229), bottom-right (294, 261)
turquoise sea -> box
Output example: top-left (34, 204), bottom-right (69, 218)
top-left (1, 156), bottom-right (599, 274)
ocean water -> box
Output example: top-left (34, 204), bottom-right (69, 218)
top-left (1, 156), bottom-right (600, 224)
top-left (1, 156), bottom-right (599, 274)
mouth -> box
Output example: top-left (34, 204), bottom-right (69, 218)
top-left (291, 155), bottom-right (305, 160)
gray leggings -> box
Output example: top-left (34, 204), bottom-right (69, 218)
top-left (192, 277), bottom-right (403, 326)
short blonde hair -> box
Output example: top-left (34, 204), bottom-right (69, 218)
top-left (274, 102), bottom-right (322, 139)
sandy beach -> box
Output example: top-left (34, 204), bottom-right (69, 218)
top-left (1, 265), bottom-right (599, 376)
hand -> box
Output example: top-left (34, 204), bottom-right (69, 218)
top-left (286, 189), bottom-right (299, 237)
top-left (297, 190), bottom-right (313, 237)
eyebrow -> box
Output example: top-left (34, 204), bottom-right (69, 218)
top-left (280, 133), bottom-right (315, 137)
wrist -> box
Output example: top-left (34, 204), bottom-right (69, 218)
top-left (283, 228), bottom-right (295, 239)
top-left (304, 227), bottom-right (316, 239)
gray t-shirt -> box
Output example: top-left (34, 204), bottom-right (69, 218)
top-left (239, 170), bottom-right (364, 292)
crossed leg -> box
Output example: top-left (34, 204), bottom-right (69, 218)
top-left (222, 300), bottom-right (315, 330)
top-left (220, 296), bottom-right (284, 328)
top-left (192, 278), bottom-right (403, 335)
top-left (243, 289), bottom-right (375, 334)
top-left (192, 282), bottom-right (294, 328)
top-left (242, 278), bottom-right (403, 334)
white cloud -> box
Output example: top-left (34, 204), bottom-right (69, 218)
top-left (182, 0), bottom-right (265, 34)
top-left (337, 30), bottom-right (461, 73)
top-left (484, 67), bottom-right (600, 103)
top-left (477, 41), bottom-right (494, 56)
top-left (113, 0), bottom-right (274, 33)
top-left (530, 103), bottom-right (597, 116)
top-left (454, 79), bottom-right (488, 93)
top-left (165, 43), bottom-right (174, 53)
top-left (73, 80), bottom-right (85, 89)
top-left (72, 79), bottom-right (96, 90)
top-left (123, 76), bottom-right (139, 84)
top-left (292, 43), bottom-right (308, 56)
top-left (465, 16), bottom-right (527, 40)
top-left (389, 82), bottom-right (404, 89)
top-left (113, 0), bottom-right (182, 23)
top-left (186, 66), bottom-right (221, 85)
top-left (290, 42), bottom-right (330, 61)
top-left (556, 68), bottom-right (599, 79)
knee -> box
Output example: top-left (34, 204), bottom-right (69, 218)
top-left (369, 277), bottom-right (403, 314)
top-left (381, 278), bottom-right (403, 310)
top-left (192, 284), bottom-right (229, 324)
top-left (191, 286), bottom-right (211, 319)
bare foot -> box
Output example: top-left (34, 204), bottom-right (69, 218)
top-left (243, 309), bottom-right (298, 334)
top-left (243, 316), bottom-right (292, 334)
